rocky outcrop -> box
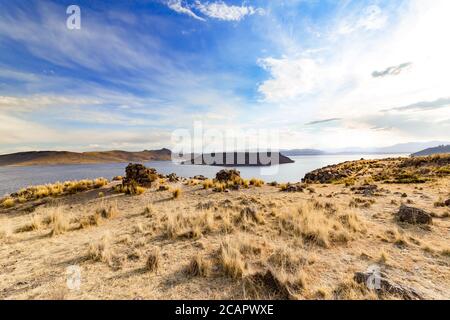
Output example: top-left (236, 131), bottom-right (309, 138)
top-left (167, 173), bottom-right (179, 182)
top-left (122, 163), bottom-right (158, 187)
top-left (396, 204), bottom-right (433, 224)
top-left (215, 169), bottom-right (241, 182)
top-left (281, 183), bottom-right (305, 192)
top-left (302, 166), bottom-right (352, 183)
top-left (354, 270), bottom-right (423, 300)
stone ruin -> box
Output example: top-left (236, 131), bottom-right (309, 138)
top-left (122, 163), bottom-right (158, 187)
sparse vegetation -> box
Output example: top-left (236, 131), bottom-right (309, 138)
top-left (146, 248), bottom-right (160, 272)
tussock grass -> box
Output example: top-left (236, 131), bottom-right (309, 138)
top-left (186, 254), bottom-right (211, 277)
top-left (88, 233), bottom-right (112, 264)
top-left (146, 248), bottom-right (160, 272)
top-left (50, 207), bottom-right (70, 236)
top-left (96, 201), bottom-right (119, 219)
top-left (219, 237), bottom-right (246, 279)
top-left (202, 180), bottom-right (214, 190)
top-left (164, 210), bottom-right (215, 239)
top-left (277, 201), bottom-right (364, 247)
top-left (80, 212), bottom-right (102, 229)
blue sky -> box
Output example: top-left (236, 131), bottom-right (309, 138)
top-left (0, 0), bottom-right (449, 153)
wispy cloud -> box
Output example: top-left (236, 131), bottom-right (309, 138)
top-left (383, 97), bottom-right (450, 112)
top-left (372, 62), bottom-right (412, 78)
top-left (165, 1), bottom-right (264, 22)
top-left (167, 0), bottom-right (206, 21)
top-left (305, 118), bottom-right (342, 126)
top-left (194, 1), bottom-right (265, 21)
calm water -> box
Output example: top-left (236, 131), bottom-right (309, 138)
top-left (0, 154), bottom-right (404, 196)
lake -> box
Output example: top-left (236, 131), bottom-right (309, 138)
top-left (0, 154), bottom-right (405, 196)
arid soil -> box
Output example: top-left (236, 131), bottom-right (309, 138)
top-left (0, 159), bottom-right (449, 300)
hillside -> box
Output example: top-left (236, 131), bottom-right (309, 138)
top-left (0, 149), bottom-right (172, 166)
top-left (411, 145), bottom-right (450, 157)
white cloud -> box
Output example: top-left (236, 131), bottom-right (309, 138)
top-left (167, 0), bottom-right (206, 21)
top-left (256, 0), bottom-right (450, 147)
top-left (337, 5), bottom-right (388, 35)
top-left (194, 1), bottom-right (265, 21)
top-left (257, 57), bottom-right (320, 102)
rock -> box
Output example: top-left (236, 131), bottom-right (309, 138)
top-left (354, 270), bottom-right (423, 300)
top-left (215, 169), bottom-right (241, 182)
top-left (352, 184), bottom-right (378, 196)
top-left (282, 183), bottom-right (304, 192)
top-left (122, 163), bottom-right (158, 187)
top-left (167, 173), bottom-right (179, 182)
top-left (396, 204), bottom-right (433, 224)
top-left (192, 175), bottom-right (207, 180)
top-left (444, 199), bottom-right (450, 207)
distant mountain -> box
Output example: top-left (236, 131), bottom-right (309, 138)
top-left (182, 152), bottom-right (294, 166)
top-left (282, 149), bottom-right (325, 156)
top-left (326, 141), bottom-right (450, 154)
top-left (411, 145), bottom-right (450, 157)
top-left (0, 149), bottom-right (172, 166)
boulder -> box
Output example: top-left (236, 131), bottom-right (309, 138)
top-left (193, 175), bottom-right (207, 180)
top-left (352, 184), bottom-right (378, 196)
top-left (354, 270), bottom-right (422, 300)
top-left (215, 169), bottom-right (241, 182)
top-left (444, 199), bottom-right (450, 207)
top-left (396, 204), bottom-right (432, 224)
top-left (122, 163), bottom-right (158, 187)
top-left (167, 173), bottom-right (179, 182)
top-left (282, 183), bottom-right (304, 192)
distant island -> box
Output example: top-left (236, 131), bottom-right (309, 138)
top-left (182, 152), bottom-right (294, 167)
top-left (411, 145), bottom-right (450, 157)
top-left (0, 149), bottom-right (172, 166)
top-left (281, 149), bottom-right (325, 156)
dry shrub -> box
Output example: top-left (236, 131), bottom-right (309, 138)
top-left (50, 207), bottom-right (69, 236)
top-left (88, 233), bottom-right (112, 264)
top-left (249, 178), bottom-right (264, 187)
top-left (146, 248), bottom-right (161, 272)
top-left (186, 254), bottom-right (211, 277)
top-left (1, 197), bottom-right (15, 208)
top-left (268, 247), bottom-right (303, 272)
top-left (202, 180), bottom-right (214, 190)
top-left (219, 237), bottom-right (247, 279)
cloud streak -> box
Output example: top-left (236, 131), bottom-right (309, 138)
top-left (372, 62), bottom-right (412, 78)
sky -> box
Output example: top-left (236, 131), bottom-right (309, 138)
top-left (0, 0), bottom-right (449, 154)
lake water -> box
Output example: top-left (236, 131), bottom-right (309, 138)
top-left (0, 154), bottom-right (404, 196)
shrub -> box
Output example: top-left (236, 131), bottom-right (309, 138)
top-left (1, 198), bottom-right (15, 208)
top-left (172, 188), bottom-right (182, 199)
top-left (186, 254), bottom-right (210, 277)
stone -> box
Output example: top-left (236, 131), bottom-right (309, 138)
top-left (215, 169), bottom-right (241, 182)
top-left (396, 204), bottom-right (432, 224)
top-left (122, 163), bottom-right (158, 187)
top-left (354, 270), bottom-right (423, 300)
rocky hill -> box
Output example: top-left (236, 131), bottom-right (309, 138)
top-left (0, 149), bottom-right (172, 166)
top-left (411, 145), bottom-right (450, 157)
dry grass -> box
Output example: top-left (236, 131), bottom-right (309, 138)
top-left (219, 237), bottom-right (247, 279)
top-left (50, 207), bottom-right (70, 236)
top-left (277, 201), bottom-right (363, 247)
top-left (186, 254), bottom-right (211, 277)
top-left (172, 188), bottom-right (182, 199)
top-left (1, 197), bottom-right (15, 208)
top-left (88, 233), bottom-right (113, 264)
top-left (96, 201), bottom-right (119, 219)
top-left (146, 248), bottom-right (160, 272)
